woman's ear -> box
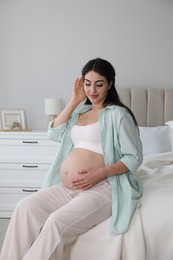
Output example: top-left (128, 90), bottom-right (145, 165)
top-left (108, 81), bottom-right (113, 89)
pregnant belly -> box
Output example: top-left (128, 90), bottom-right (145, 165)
top-left (60, 148), bottom-right (105, 189)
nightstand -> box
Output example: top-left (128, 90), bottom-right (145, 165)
top-left (0, 131), bottom-right (58, 217)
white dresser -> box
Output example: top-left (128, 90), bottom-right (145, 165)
top-left (0, 131), bottom-right (58, 217)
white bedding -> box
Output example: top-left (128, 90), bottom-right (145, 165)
top-left (53, 152), bottom-right (173, 260)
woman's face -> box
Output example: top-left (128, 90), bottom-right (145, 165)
top-left (84, 71), bottom-right (111, 106)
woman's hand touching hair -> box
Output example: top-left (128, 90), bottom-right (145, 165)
top-left (72, 76), bottom-right (86, 103)
top-left (51, 76), bottom-right (86, 128)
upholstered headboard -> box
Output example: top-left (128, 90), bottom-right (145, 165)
top-left (117, 88), bottom-right (173, 127)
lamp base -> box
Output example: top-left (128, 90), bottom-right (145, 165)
top-left (49, 115), bottom-right (57, 122)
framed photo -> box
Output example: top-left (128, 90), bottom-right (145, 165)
top-left (0, 109), bottom-right (26, 130)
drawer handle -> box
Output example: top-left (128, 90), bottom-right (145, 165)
top-left (22, 141), bottom-right (38, 144)
top-left (23, 165), bottom-right (38, 168)
top-left (22, 189), bottom-right (38, 192)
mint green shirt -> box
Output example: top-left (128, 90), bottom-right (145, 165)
top-left (42, 104), bottom-right (143, 235)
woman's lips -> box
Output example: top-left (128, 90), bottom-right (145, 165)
top-left (89, 95), bottom-right (98, 99)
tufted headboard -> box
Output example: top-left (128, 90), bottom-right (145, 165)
top-left (116, 88), bottom-right (173, 127)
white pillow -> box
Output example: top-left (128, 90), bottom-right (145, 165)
top-left (165, 121), bottom-right (173, 128)
top-left (139, 126), bottom-right (172, 156)
top-left (165, 121), bottom-right (173, 150)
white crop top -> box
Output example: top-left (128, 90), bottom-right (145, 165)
top-left (71, 122), bottom-right (103, 154)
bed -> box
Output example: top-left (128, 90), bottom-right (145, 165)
top-left (53, 88), bottom-right (173, 260)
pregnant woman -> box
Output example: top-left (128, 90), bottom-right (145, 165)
top-left (0, 58), bottom-right (143, 260)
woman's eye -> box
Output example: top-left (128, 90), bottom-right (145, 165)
top-left (84, 83), bottom-right (91, 86)
top-left (96, 83), bottom-right (103, 87)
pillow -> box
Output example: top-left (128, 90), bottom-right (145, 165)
top-left (165, 121), bottom-right (173, 128)
top-left (139, 126), bottom-right (172, 156)
top-left (165, 121), bottom-right (173, 150)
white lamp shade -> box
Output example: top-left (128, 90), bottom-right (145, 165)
top-left (44, 98), bottom-right (62, 115)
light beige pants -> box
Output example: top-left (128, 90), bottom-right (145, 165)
top-left (0, 181), bottom-right (112, 260)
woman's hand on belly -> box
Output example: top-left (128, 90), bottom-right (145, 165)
top-left (70, 167), bottom-right (107, 190)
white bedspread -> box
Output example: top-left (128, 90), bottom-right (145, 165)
top-left (53, 152), bottom-right (173, 260)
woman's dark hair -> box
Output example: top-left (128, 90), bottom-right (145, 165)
top-left (82, 58), bottom-right (138, 126)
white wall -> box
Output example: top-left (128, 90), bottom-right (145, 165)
top-left (0, 0), bottom-right (173, 130)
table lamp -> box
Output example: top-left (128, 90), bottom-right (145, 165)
top-left (44, 98), bottom-right (63, 121)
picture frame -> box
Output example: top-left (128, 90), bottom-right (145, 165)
top-left (0, 109), bottom-right (26, 130)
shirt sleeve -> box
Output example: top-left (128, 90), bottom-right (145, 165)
top-left (47, 120), bottom-right (69, 142)
top-left (118, 111), bottom-right (143, 174)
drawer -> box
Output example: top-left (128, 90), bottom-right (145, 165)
top-left (0, 163), bottom-right (50, 187)
top-left (0, 138), bottom-right (57, 146)
top-left (0, 140), bottom-right (58, 161)
top-left (0, 187), bottom-right (40, 216)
